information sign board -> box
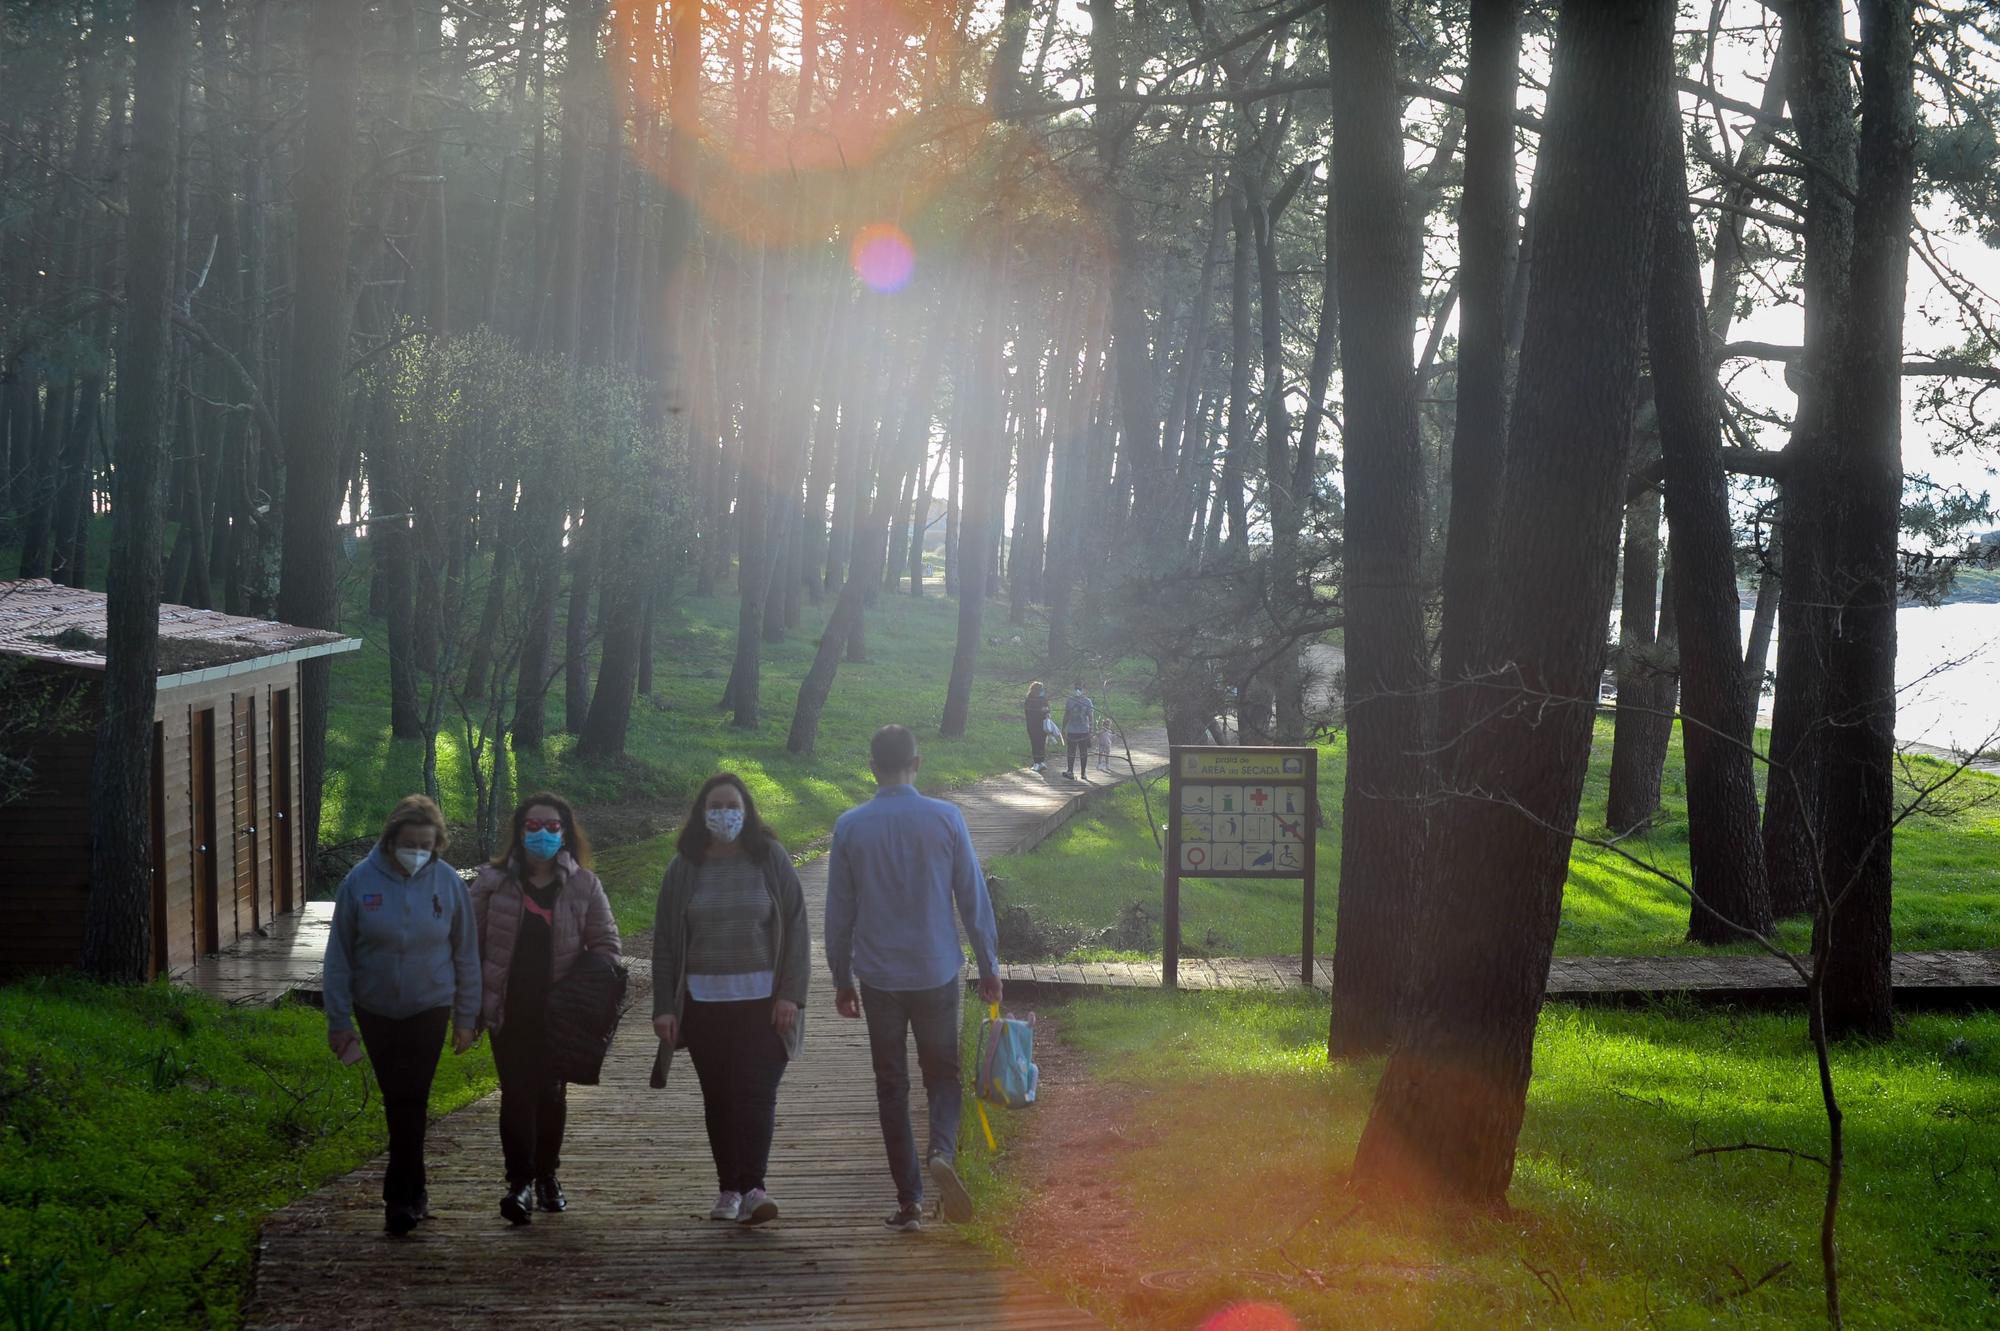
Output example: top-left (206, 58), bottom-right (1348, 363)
top-left (1165, 745), bottom-right (1318, 987)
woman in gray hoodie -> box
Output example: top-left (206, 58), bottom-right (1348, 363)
top-left (323, 794), bottom-right (481, 1235)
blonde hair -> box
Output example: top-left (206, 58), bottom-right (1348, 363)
top-left (378, 794), bottom-right (450, 857)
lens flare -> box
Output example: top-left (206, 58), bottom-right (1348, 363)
top-left (850, 223), bottom-right (916, 292)
top-left (1198, 1304), bottom-right (1300, 1331)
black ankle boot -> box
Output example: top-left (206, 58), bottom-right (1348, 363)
top-left (384, 1202), bottom-right (420, 1236)
top-left (500, 1182), bottom-right (534, 1225)
top-left (535, 1175), bottom-right (567, 1213)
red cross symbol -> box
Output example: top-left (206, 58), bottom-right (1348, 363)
top-left (1249, 788), bottom-right (1270, 808)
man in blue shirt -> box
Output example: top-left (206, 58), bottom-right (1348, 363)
top-left (826, 724), bottom-right (1003, 1231)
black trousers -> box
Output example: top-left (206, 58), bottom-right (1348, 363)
top-left (1027, 719), bottom-right (1047, 764)
top-left (492, 1023), bottom-right (568, 1186)
top-left (354, 1005), bottom-right (449, 1207)
top-left (682, 997), bottom-right (789, 1194)
top-left (1065, 734), bottom-right (1090, 775)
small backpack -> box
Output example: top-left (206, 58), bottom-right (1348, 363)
top-left (974, 1003), bottom-right (1038, 1109)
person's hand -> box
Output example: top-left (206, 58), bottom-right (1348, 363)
top-left (653, 1013), bottom-right (679, 1046)
top-left (835, 987), bottom-right (861, 1019)
top-left (328, 1029), bottom-right (360, 1060)
top-left (979, 975), bottom-right (1004, 1007)
top-left (452, 1026), bottom-right (478, 1055)
top-left (771, 998), bottom-right (799, 1035)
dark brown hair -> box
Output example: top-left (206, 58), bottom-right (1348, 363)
top-left (379, 794), bottom-right (449, 858)
top-left (675, 772), bottom-right (776, 864)
top-left (870, 723), bottom-right (918, 773)
top-left (493, 790), bottom-right (592, 869)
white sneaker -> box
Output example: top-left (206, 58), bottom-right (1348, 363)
top-left (737, 1187), bottom-right (778, 1226)
top-left (709, 1190), bottom-right (742, 1220)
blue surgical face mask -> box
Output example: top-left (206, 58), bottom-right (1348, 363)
top-left (705, 806), bottom-right (745, 842)
top-left (522, 828), bottom-right (563, 861)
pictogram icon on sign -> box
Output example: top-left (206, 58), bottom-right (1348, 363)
top-left (1275, 815), bottom-right (1303, 843)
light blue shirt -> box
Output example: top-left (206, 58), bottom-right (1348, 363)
top-left (824, 784), bottom-right (1000, 992)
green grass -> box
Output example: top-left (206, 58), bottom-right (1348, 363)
top-left (986, 718), bottom-right (2000, 960)
top-left (1039, 990), bottom-right (2000, 1329)
top-left (0, 977), bottom-right (496, 1330)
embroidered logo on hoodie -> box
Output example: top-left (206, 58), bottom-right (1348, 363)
top-left (362, 893), bottom-right (384, 911)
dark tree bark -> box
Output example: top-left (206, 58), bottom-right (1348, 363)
top-left (1352, 0), bottom-right (1671, 1204)
top-left (1325, 0), bottom-right (1431, 1058)
top-left (1742, 526), bottom-right (1781, 731)
top-left (941, 263), bottom-right (1008, 738)
top-left (1436, 0), bottom-right (1520, 683)
top-left (1763, 0), bottom-right (1856, 920)
top-left (1649, 103), bottom-right (1774, 943)
top-left (274, 0), bottom-right (365, 883)
top-left (578, 505), bottom-right (652, 759)
top-left (1816, 0), bottom-right (1915, 1042)
top-left (1606, 456), bottom-right (1669, 834)
top-left (564, 511), bottom-right (595, 732)
top-left (82, 0), bottom-right (185, 982)
top-left (517, 0), bottom-right (603, 750)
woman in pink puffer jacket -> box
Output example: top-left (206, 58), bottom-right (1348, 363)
top-left (469, 791), bottom-right (619, 1225)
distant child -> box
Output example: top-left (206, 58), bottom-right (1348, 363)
top-left (1093, 714), bottom-right (1113, 769)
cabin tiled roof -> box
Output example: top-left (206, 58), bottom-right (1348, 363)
top-left (0, 580), bottom-right (358, 678)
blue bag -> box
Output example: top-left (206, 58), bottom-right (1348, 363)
top-left (974, 1003), bottom-right (1038, 1109)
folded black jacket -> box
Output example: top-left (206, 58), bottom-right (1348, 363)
top-left (545, 949), bottom-right (629, 1085)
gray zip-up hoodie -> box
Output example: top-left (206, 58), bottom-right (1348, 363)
top-left (323, 845), bottom-right (481, 1034)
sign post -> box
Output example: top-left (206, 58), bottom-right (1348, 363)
top-left (1165, 745), bottom-right (1319, 988)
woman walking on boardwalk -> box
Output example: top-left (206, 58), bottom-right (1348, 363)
top-left (470, 793), bottom-right (620, 1225)
top-left (322, 795), bottom-right (481, 1235)
top-left (1023, 681), bottom-right (1052, 773)
top-left (651, 774), bottom-right (811, 1225)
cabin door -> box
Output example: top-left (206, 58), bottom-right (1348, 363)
top-left (191, 708), bottom-right (220, 954)
top-left (234, 695), bottom-right (260, 931)
top-left (271, 689), bottom-right (295, 915)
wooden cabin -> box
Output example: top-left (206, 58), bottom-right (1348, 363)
top-left (0, 580), bottom-right (359, 977)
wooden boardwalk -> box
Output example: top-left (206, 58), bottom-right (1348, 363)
top-left (995, 948), bottom-right (2000, 1005)
top-left (244, 734), bottom-right (1169, 1331)
top-left (173, 901), bottom-right (332, 1006)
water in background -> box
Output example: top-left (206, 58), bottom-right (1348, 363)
top-left (1743, 601), bottom-right (2000, 753)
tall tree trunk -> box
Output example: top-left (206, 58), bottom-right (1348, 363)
top-left (1606, 460), bottom-right (1668, 834)
top-left (1325, 0), bottom-right (1431, 1058)
top-left (1742, 525), bottom-right (1781, 731)
top-left (1763, 0), bottom-right (1856, 920)
top-left (1352, 0), bottom-right (1671, 1203)
top-left (1649, 101), bottom-right (1774, 943)
top-left (82, 0), bottom-right (185, 982)
top-left (564, 511), bottom-right (595, 733)
top-left (517, 0), bottom-right (603, 750)
top-left (1436, 0), bottom-right (1520, 682)
top-left (275, 0), bottom-right (364, 884)
top-left (1816, 0), bottom-right (1915, 1042)
top-left (941, 261), bottom-right (1008, 738)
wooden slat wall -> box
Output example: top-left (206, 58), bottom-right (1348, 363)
top-left (0, 661), bottom-right (309, 976)
top-left (156, 662), bottom-right (304, 959)
top-left (156, 702), bottom-right (193, 969)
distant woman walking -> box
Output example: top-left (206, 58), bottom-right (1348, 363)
top-left (1023, 681), bottom-right (1052, 773)
top-left (323, 795), bottom-right (481, 1236)
top-left (470, 792), bottom-right (620, 1225)
top-left (651, 774), bottom-right (810, 1225)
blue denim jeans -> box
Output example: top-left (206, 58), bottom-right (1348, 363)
top-left (860, 979), bottom-right (962, 1207)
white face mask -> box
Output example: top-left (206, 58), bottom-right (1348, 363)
top-left (704, 806), bottom-right (745, 842)
top-left (395, 847), bottom-right (432, 875)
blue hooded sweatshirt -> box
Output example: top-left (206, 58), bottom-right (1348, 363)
top-left (322, 845), bottom-right (481, 1034)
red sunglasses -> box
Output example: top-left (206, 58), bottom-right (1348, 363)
top-left (524, 817), bottom-right (564, 833)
